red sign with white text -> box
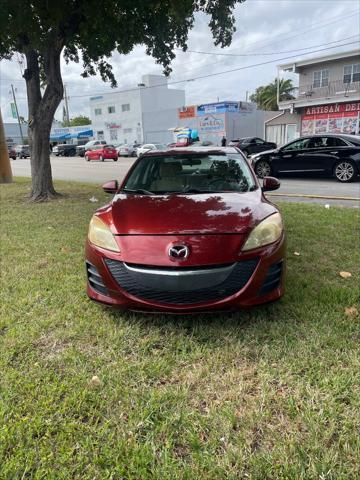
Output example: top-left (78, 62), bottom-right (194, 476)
top-left (301, 101), bottom-right (359, 135)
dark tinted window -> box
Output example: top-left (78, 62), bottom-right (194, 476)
top-left (283, 138), bottom-right (311, 151)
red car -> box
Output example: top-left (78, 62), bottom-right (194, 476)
top-left (85, 144), bottom-right (118, 162)
top-left (85, 146), bottom-right (285, 313)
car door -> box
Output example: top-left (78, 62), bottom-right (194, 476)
top-left (271, 137), bottom-right (313, 174)
top-left (291, 136), bottom-right (341, 176)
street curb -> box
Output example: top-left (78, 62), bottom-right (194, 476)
top-left (267, 193), bottom-right (360, 201)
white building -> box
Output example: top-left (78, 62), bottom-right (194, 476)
top-left (90, 74), bottom-right (185, 145)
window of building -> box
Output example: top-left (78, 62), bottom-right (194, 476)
top-left (122, 103), bottom-right (130, 112)
top-left (313, 70), bottom-right (329, 88)
top-left (124, 128), bottom-right (132, 133)
top-left (108, 106), bottom-right (115, 114)
top-left (110, 129), bottom-right (118, 141)
top-left (94, 108), bottom-right (102, 115)
top-left (344, 64), bottom-right (360, 83)
top-left (97, 131), bottom-right (104, 140)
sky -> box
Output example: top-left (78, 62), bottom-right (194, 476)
top-left (1, 0), bottom-right (359, 123)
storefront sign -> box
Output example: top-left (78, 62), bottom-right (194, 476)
top-left (199, 114), bottom-right (225, 133)
top-left (178, 105), bottom-right (196, 119)
top-left (105, 122), bottom-right (121, 129)
top-left (304, 102), bottom-right (360, 116)
top-left (197, 102), bottom-right (239, 115)
top-left (301, 102), bottom-right (360, 135)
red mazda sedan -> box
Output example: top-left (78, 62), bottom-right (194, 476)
top-left (85, 144), bottom-right (118, 162)
top-left (85, 147), bottom-right (286, 312)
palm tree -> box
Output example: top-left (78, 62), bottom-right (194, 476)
top-left (250, 78), bottom-right (295, 111)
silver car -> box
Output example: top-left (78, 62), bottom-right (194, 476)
top-left (119, 143), bottom-right (140, 157)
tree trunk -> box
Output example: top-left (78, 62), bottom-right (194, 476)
top-left (24, 47), bottom-right (63, 201)
top-left (0, 108), bottom-right (13, 183)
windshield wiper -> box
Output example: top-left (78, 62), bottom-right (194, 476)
top-left (121, 188), bottom-right (154, 195)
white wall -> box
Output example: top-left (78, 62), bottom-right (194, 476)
top-left (89, 74), bottom-right (185, 144)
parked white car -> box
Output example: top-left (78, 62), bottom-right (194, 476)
top-left (84, 140), bottom-right (107, 151)
top-left (119, 143), bottom-right (140, 157)
top-left (136, 143), bottom-right (166, 156)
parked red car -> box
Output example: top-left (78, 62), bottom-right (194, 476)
top-left (85, 146), bottom-right (285, 313)
top-left (85, 144), bottom-right (118, 162)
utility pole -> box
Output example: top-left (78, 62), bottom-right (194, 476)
top-left (245, 91), bottom-right (249, 102)
top-left (63, 84), bottom-right (70, 125)
top-left (11, 84), bottom-right (24, 144)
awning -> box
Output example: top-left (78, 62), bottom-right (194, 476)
top-left (50, 133), bottom-right (71, 141)
top-left (67, 129), bottom-right (93, 139)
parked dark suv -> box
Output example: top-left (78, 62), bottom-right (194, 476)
top-left (52, 144), bottom-right (76, 156)
top-left (15, 145), bottom-right (30, 158)
top-left (229, 137), bottom-right (276, 156)
top-left (252, 134), bottom-right (360, 182)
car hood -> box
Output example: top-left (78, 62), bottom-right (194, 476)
top-left (102, 191), bottom-right (277, 235)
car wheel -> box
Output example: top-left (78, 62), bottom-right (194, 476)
top-left (255, 160), bottom-right (272, 178)
top-left (334, 160), bottom-right (356, 183)
top-left (70, 149), bottom-right (75, 156)
top-left (100, 155), bottom-right (104, 162)
top-left (85, 155), bottom-right (90, 162)
top-left (131, 151), bottom-right (136, 157)
top-left (113, 158), bottom-right (118, 162)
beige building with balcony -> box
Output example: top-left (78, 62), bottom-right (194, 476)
top-left (265, 50), bottom-right (360, 145)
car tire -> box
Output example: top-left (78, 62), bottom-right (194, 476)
top-left (113, 158), bottom-right (118, 162)
top-left (334, 160), bottom-right (356, 183)
top-left (70, 149), bottom-right (75, 156)
top-left (100, 155), bottom-right (104, 162)
top-left (131, 151), bottom-right (136, 157)
top-left (85, 155), bottom-right (90, 162)
top-left (255, 160), bottom-right (272, 178)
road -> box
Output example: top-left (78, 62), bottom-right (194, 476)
top-left (11, 155), bottom-right (360, 207)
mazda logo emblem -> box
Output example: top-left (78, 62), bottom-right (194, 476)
top-left (168, 245), bottom-right (189, 259)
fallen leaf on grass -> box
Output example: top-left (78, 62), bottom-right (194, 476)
top-left (339, 271), bottom-right (352, 279)
top-left (293, 252), bottom-right (301, 256)
top-left (89, 196), bottom-right (98, 203)
top-left (345, 307), bottom-right (359, 317)
top-left (89, 375), bottom-right (102, 388)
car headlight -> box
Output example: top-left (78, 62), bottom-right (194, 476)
top-left (242, 213), bottom-right (283, 251)
top-left (88, 216), bottom-right (120, 252)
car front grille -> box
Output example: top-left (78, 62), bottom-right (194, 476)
top-left (105, 259), bottom-right (258, 305)
top-left (86, 262), bottom-right (109, 296)
top-left (258, 261), bottom-right (283, 296)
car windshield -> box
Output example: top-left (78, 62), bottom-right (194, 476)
top-left (123, 153), bottom-right (256, 194)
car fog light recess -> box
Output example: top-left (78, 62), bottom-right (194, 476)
top-left (88, 216), bottom-right (120, 252)
top-left (242, 213), bottom-right (283, 251)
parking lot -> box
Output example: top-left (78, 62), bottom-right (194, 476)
top-left (10, 155), bottom-right (360, 207)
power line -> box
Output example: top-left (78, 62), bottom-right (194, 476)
top-left (171, 10), bottom-right (359, 77)
top-left (68, 40), bottom-right (359, 98)
top-left (176, 35), bottom-right (359, 57)
top-left (211, 9), bottom-right (359, 53)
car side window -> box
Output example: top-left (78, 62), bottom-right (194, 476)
top-left (283, 138), bottom-right (310, 151)
top-left (255, 138), bottom-right (265, 144)
top-left (308, 137), bottom-right (327, 148)
top-left (333, 138), bottom-right (348, 147)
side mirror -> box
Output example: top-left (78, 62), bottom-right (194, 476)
top-left (262, 176), bottom-right (280, 192)
top-left (102, 180), bottom-right (119, 194)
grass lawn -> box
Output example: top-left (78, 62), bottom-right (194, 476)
top-left (1, 178), bottom-right (359, 479)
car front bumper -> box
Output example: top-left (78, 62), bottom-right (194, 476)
top-left (85, 235), bottom-right (286, 312)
